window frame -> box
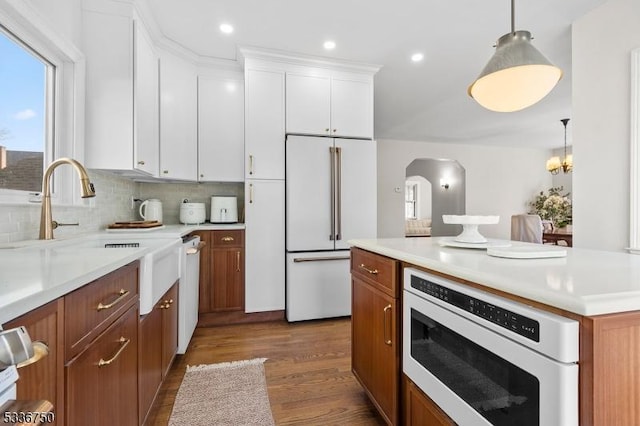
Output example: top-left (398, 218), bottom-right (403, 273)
top-left (0, 0), bottom-right (86, 206)
top-left (405, 182), bottom-right (418, 220)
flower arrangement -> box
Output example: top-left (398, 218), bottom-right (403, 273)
top-left (528, 186), bottom-right (572, 228)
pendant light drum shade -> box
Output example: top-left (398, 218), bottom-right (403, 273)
top-left (468, 31), bottom-right (563, 112)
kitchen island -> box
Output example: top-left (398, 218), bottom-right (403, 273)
top-left (349, 237), bottom-right (640, 426)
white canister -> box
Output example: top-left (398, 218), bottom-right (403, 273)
top-left (180, 203), bottom-right (206, 224)
top-left (139, 199), bottom-right (163, 223)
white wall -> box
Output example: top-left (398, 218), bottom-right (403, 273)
top-left (378, 139), bottom-right (551, 239)
top-left (573, 0), bottom-right (640, 251)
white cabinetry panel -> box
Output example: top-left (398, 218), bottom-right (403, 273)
top-left (244, 179), bottom-right (285, 312)
top-left (331, 78), bottom-right (373, 139)
top-left (198, 76), bottom-right (244, 182)
top-left (159, 50), bottom-right (197, 181)
top-left (245, 68), bottom-right (285, 180)
top-left (285, 74), bottom-right (331, 136)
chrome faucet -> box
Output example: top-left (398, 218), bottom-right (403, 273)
top-left (39, 158), bottom-right (96, 240)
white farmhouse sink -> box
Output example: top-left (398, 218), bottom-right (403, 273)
top-left (16, 235), bottom-right (182, 315)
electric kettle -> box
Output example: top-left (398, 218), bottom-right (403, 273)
top-left (139, 199), bottom-right (163, 223)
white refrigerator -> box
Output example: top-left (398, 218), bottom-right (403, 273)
top-left (285, 135), bottom-right (377, 321)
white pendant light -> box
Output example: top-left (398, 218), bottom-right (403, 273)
top-left (468, 0), bottom-right (563, 112)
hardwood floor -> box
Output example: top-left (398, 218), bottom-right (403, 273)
top-left (145, 317), bottom-right (385, 425)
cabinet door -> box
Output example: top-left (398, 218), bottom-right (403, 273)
top-left (82, 10), bottom-right (134, 170)
top-left (5, 299), bottom-right (64, 426)
top-left (211, 248), bottom-right (245, 311)
top-left (331, 77), bottom-right (373, 139)
top-left (138, 305), bottom-right (162, 425)
top-left (161, 283), bottom-right (178, 378)
top-left (352, 276), bottom-right (399, 425)
top-left (193, 231), bottom-right (213, 313)
top-left (404, 376), bottom-right (455, 426)
top-left (245, 179), bottom-right (285, 312)
top-left (198, 76), bottom-right (245, 181)
top-left (245, 68), bottom-right (285, 180)
top-left (159, 50), bottom-right (197, 181)
top-left (285, 73), bottom-right (331, 136)
top-left (66, 305), bottom-right (138, 426)
top-left (133, 20), bottom-right (159, 176)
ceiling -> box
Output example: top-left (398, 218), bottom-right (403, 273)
top-left (148, 0), bottom-right (606, 149)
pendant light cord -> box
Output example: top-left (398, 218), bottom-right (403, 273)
top-left (511, 0), bottom-right (515, 34)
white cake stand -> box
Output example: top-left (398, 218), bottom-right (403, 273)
top-left (442, 215), bottom-right (500, 243)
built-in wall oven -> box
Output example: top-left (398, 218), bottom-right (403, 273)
top-left (403, 268), bottom-right (580, 426)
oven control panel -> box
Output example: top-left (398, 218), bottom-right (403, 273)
top-left (411, 275), bottom-right (540, 342)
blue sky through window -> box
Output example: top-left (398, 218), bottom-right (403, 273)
top-left (0, 31), bottom-right (46, 153)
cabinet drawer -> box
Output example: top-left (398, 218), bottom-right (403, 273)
top-left (211, 229), bottom-right (244, 248)
top-left (64, 261), bottom-right (138, 361)
top-left (351, 248), bottom-right (398, 297)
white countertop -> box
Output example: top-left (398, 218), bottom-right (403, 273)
top-left (349, 237), bottom-right (640, 316)
top-left (0, 223), bottom-right (245, 325)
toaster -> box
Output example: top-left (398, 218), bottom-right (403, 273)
top-left (180, 202), bottom-right (206, 224)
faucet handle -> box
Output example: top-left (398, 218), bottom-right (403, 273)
top-left (52, 221), bottom-right (79, 229)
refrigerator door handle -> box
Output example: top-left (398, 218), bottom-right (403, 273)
top-left (336, 146), bottom-right (342, 240)
top-left (329, 146), bottom-right (336, 241)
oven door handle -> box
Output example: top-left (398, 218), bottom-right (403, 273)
top-left (383, 304), bottom-right (392, 346)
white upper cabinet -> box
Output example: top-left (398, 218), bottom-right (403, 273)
top-left (159, 50), bottom-right (197, 181)
top-left (286, 72), bottom-right (374, 139)
top-left (244, 68), bottom-right (285, 180)
top-left (83, 4), bottom-right (159, 176)
top-left (198, 75), bottom-right (245, 182)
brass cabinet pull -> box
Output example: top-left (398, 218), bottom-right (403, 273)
top-left (359, 264), bottom-right (379, 275)
top-left (163, 170), bottom-right (169, 174)
top-left (137, 160), bottom-right (145, 165)
top-left (249, 155), bottom-right (254, 175)
top-left (383, 305), bottom-right (392, 346)
top-left (249, 183), bottom-right (254, 204)
top-left (333, 129), bottom-right (337, 133)
top-left (325, 128), bottom-right (330, 133)
top-left (221, 236), bottom-right (235, 242)
top-left (98, 337), bottom-right (130, 367)
top-left (236, 251), bottom-right (241, 272)
top-left (97, 289), bottom-right (129, 311)
top-left (17, 341), bottom-right (49, 369)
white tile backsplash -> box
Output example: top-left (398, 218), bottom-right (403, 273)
top-left (0, 171), bottom-right (246, 243)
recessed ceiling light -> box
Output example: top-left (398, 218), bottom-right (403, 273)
top-left (220, 23), bottom-right (234, 34)
top-left (411, 53), bottom-right (424, 62)
top-left (323, 41), bottom-right (336, 50)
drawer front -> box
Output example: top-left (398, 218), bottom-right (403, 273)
top-left (65, 261), bottom-right (138, 361)
top-left (211, 229), bottom-right (244, 248)
top-left (351, 247), bottom-right (398, 297)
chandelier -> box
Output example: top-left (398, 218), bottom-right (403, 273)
top-left (546, 118), bottom-right (572, 175)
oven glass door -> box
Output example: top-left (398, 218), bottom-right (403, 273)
top-left (411, 308), bottom-right (539, 425)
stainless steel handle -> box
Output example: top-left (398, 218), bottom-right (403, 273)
top-left (249, 155), bottom-right (254, 175)
top-left (383, 304), bottom-right (392, 346)
top-left (249, 183), bottom-right (254, 204)
top-left (186, 241), bottom-right (206, 255)
top-left (336, 146), bottom-right (342, 241)
top-left (236, 251), bottom-right (241, 272)
top-left (293, 256), bottom-right (351, 262)
top-left (98, 337), bottom-right (130, 367)
top-left (97, 289), bottom-right (129, 311)
top-left (329, 146), bottom-right (336, 241)
top-left (359, 264), bottom-right (379, 275)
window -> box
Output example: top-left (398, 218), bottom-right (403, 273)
top-left (406, 182), bottom-right (417, 219)
top-left (0, 26), bottom-right (51, 193)
top-left (0, 1), bottom-right (85, 205)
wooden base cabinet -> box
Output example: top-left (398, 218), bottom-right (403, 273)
top-left (4, 299), bottom-right (65, 426)
top-left (138, 282), bottom-right (178, 424)
top-left (66, 305), bottom-right (139, 426)
top-left (194, 230), bottom-right (245, 314)
top-left (403, 375), bottom-right (454, 426)
top-left (351, 248), bottom-right (400, 425)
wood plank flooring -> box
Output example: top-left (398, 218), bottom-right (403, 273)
top-left (145, 318), bottom-right (385, 425)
